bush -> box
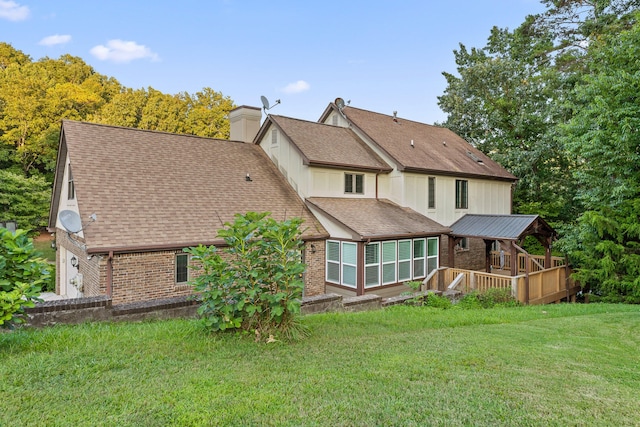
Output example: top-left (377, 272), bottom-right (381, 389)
top-left (0, 228), bottom-right (50, 328)
top-left (186, 212), bottom-right (307, 341)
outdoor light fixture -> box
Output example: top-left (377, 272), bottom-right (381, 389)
top-left (310, 244), bottom-right (317, 254)
top-left (70, 256), bottom-right (79, 268)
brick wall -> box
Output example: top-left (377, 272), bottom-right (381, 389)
top-left (54, 234), bottom-right (327, 304)
top-left (440, 235), bottom-right (488, 271)
top-left (303, 240), bottom-right (326, 296)
top-left (109, 251), bottom-right (193, 305)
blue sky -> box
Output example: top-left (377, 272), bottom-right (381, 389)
top-left (1, 0), bottom-right (545, 124)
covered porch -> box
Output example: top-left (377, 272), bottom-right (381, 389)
top-left (427, 214), bottom-right (580, 304)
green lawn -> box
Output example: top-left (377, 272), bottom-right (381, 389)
top-left (1, 304), bottom-right (639, 426)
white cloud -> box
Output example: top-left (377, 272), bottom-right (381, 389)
top-left (90, 39), bottom-right (159, 63)
top-left (0, 0), bottom-right (29, 21)
top-left (281, 80), bottom-right (310, 94)
top-left (39, 34), bottom-right (72, 46)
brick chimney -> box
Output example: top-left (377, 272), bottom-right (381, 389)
top-left (229, 106), bottom-right (262, 143)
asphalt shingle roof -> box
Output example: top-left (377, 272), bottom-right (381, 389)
top-left (266, 115), bottom-right (392, 172)
top-left (51, 120), bottom-right (327, 253)
top-left (338, 106), bottom-right (517, 181)
top-left (306, 197), bottom-right (450, 241)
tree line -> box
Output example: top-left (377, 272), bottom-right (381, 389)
top-left (0, 42), bottom-right (235, 230)
top-left (438, 0), bottom-right (640, 302)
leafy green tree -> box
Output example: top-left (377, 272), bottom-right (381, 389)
top-left (0, 170), bottom-right (51, 230)
top-left (186, 212), bottom-right (307, 341)
top-left (560, 14), bottom-right (640, 302)
top-left (438, 1), bottom-right (639, 225)
top-left (0, 228), bottom-right (50, 328)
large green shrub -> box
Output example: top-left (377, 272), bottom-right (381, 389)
top-left (186, 212), bottom-right (306, 341)
top-left (0, 228), bottom-right (49, 328)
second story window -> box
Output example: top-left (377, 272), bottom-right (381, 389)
top-left (345, 173), bottom-right (364, 194)
top-left (455, 179), bottom-right (468, 209)
top-left (271, 129), bottom-right (278, 145)
top-left (428, 177), bottom-right (436, 209)
top-left (67, 165), bottom-right (75, 200)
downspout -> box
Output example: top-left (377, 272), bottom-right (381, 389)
top-left (106, 250), bottom-right (114, 299)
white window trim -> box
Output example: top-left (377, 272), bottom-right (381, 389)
top-left (398, 239), bottom-right (412, 282)
top-left (364, 242), bottom-right (380, 288)
top-left (326, 240), bottom-right (341, 284)
top-left (381, 241), bottom-right (397, 285)
top-left (341, 242), bottom-right (357, 288)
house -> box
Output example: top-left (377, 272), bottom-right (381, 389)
top-left (48, 99), bottom-right (518, 304)
top-left (48, 120), bottom-right (328, 304)
top-left (241, 99), bottom-right (517, 297)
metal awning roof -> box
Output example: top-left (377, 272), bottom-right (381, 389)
top-left (449, 214), bottom-right (555, 241)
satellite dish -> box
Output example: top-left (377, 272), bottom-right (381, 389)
top-left (59, 210), bottom-right (83, 233)
top-left (260, 95), bottom-right (270, 110)
top-left (335, 97), bottom-right (345, 109)
top-left (260, 96), bottom-right (281, 112)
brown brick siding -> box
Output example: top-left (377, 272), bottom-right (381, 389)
top-left (441, 235), bottom-right (488, 271)
top-left (54, 233), bottom-right (326, 304)
top-left (303, 240), bottom-right (326, 296)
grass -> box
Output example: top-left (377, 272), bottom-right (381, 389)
top-left (32, 234), bottom-right (56, 263)
top-left (1, 303), bottom-right (639, 426)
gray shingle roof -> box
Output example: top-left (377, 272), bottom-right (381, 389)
top-left (265, 115), bottom-right (392, 172)
top-left (335, 106), bottom-right (517, 181)
top-left (50, 120), bottom-right (328, 253)
top-left (306, 197), bottom-right (450, 241)
top-left (449, 214), bottom-right (554, 240)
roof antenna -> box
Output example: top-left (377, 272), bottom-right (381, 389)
top-left (393, 111), bottom-right (398, 123)
top-left (260, 96), bottom-right (281, 114)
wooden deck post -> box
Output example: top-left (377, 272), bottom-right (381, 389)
top-left (510, 241), bottom-right (518, 276)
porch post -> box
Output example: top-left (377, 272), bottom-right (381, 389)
top-left (484, 239), bottom-right (493, 273)
top-left (510, 240), bottom-right (518, 276)
top-left (448, 236), bottom-right (459, 268)
top-left (545, 237), bottom-right (552, 269)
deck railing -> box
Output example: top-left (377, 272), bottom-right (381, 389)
top-left (424, 265), bottom-right (578, 305)
top-left (489, 251), bottom-right (565, 273)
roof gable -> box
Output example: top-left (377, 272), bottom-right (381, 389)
top-left (258, 115), bottom-right (391, 172)
top-left (332, 105), bottom-right (516, 181)
top-left (53, 120), bottom-right (327, 253)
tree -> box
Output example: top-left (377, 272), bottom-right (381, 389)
top-left (186, 212), bottom-right (307, 341)
top-left (559, 14), bottom-right (640, 302)
top-left (438, 0), bottom-right (640, 227)
top-left (0, 170), bottom-right (51, 230)
top-left (0, 228), bottom-right (50, 328)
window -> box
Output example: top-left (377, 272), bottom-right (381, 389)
top-left (67, 165), bottom-right (75, 200)
top-left (345, 173), bottom-right (364, 194)
top-left (413, 239), bottom-right (426, 278)
top-left (175, 253), bottom-right (189, 284)
top-left (364, 243), bottom-right (380, 288)
top-left (326, 241), bottom-right (340, 283)
top-left (271, 129), bottom-right (278, 145)
top-left (428, 177), bottom-right (436, 209)
top-left (341, 242), bottom-right (357, 288)
top-left (327, 238), bottom-right (439, 289)
top-left (455, 179), bottom-right (468, 209)
top-left (427, 237), bottom-right (439, 274)
top-left (398, 240), bottom-right (412, 282)
top-left (382, 241), bottom-right (397, 285)
top-left (455, 237), bottom-right (469, 251)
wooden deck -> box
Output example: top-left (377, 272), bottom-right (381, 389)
top-left (424, 253), bottom-right (580, 305)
